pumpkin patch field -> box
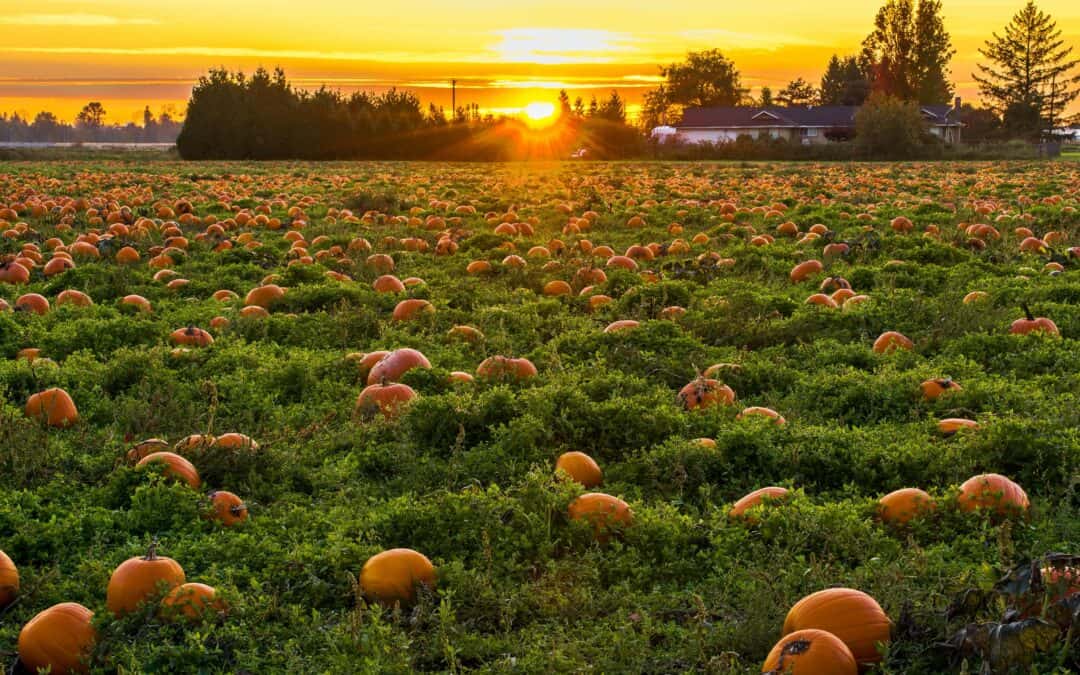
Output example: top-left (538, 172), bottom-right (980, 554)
top-left (2, 159), bottom-right (1080, 673)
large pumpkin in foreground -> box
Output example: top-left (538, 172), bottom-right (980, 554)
top-left (762, 628), bottom-right (857, 674)
top-left (18, 602), bottom-right (97, 674)
top-left (782, 588), bottom-right (891, 665)
top-left (360, 548), bottom-right (436, 606)
top-left (106, 543), bottom-right (187, 616)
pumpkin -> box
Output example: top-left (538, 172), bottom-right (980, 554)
top-left (805, 293), bottom-right (838, 309)
top-left (448, 325), bottom-right (484, 342)
top-left (762, 629), bottom-right (857, 675)
top-left (208, 490), bottom-right (249, 526)
top-left (360, 548), bottom-right (436, 606)
top-left (17, 347), bottom-right (41, 362)
top-left (448, 370), bottom-right (475, 384)
top-left (604, 319), bottom-right (640, 333)
top-left (56, 289), bottom-right (92, 307)
top-left (174, 434), bottom-right (215, 454)
top-left (878, 488), bottom-right (935, 525)
top-left (1010, 306), bottom-right (1059, 336)
top-left (790, 260), bottom-right (823, 283)
top-left (730, 486), bottom-right (790, 521)
top-left (170, 326), bottom-right (214, 347)
top-left (244, 284), bottom-right (285, 308)
top-left (476, 356), bottom-right (537, 382)
top-left (162, 582), bottom-right (226, 620)
top-left (136, 451), bottom-right (202, 489)
top-left (920, 378), bottom-right (961, 400)
top-left (782, 588), bottom-right (891, 665)
top-left (872, 331), bottom-right (913, 354)
top-left (106, 542), bottom-right (186, 616)
top-left (938, 417), bottom-right (979, 435)
top-left (567, 493), bottom-right (633, 539)
top-left (26, 388), bottom-right (79, 427)
top-left (15, 293), bottom-right (50, 315)
top-left (356, 382), bottom-right (418, 420)
top-left (120, 294), bottom-right (152, 312)
top-left (373, 275), bottom-right (406, 293)
top-left (543, 280), bottom-right (572, 296)
top-left (677, 377), bottom-right (735, 410)
top-left (18, 602), bottom-right (97, 674)
top-left (367, 348), bottom-right (431, 385)
top-left (0, 549), bottom-right (18, 609)
top-left (737, 406), bottom-right (786, 424)
top-left (126, 438), bottom-right (170, 463)
top-left (819, 276), bottom-right (851, 293)
top-left (555, 451), bottom-right (603, 488)
top-left (212, 433), bottom-right (259, 452)
top-left (958, 473), bottom-right (1029, 515)
top-left (392, 299), bottom-right (434, 321)
top-left (0, 259), bottom-right (31, 284)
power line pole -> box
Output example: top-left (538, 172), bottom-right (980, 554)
top-left (451, 80), bottom-right (456, 121)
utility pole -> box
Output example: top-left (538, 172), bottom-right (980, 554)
top-left (451, 80), bottom-right (456, 121)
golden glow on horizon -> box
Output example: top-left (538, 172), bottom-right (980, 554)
top-left (524, 102), bottom-right (556, 125)
top-left (0, 1), bottom-right (1078, 122)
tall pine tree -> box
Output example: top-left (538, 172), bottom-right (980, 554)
top-left (861, 0), bottom-right (954, 104)
top-left (974, 1), bottom-right (1079, 137)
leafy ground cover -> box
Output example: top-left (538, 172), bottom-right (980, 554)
top-left (1, 160), bottom-right (1079, 673)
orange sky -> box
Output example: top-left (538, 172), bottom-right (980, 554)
top-left (1, 0), bottom-right (1078, 123)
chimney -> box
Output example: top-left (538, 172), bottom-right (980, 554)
top-left (954, 96), bottom-right (961, 114)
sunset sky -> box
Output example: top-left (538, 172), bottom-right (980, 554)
top-left (1, 0), bottom-right (1078, 124)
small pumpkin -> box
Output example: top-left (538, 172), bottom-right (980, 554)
top-left (555, 451), bottom-right (603, 488)
top-left (567, 493), bottom-right (633, 539)
top-left (730, 486), bottom-right (790, 521)
top-left (15, 293), bottom-right (50, 315)
top-left (170, 326), bottom-right (214, 347)
top-left (106, 542), bottom-right (187, 616)
top-left (18, 602), bottom-right (97, 674)
top-left (162, 582), bottom-right (226, 621)
top-left (878, 488), bottom-right (935, 525)
top-left (762, 629), bottom-right (857, 675)
top-left (356, 382), bottom-right (418, 420)
top-left (367, 348), bottom-right (431, 385)
top-left (938, 417), bottom-right (979, 435)
top-left (790, 260), bottom-right (823, 283)
top-left (126, 438), bottom-right (170, 463)
top-left (476, 356), bottom-right (537, 382)
top-left (920, 378), bottom-right (961, 400)
top-left (360, 548), bottom-right (436, 606)
top-left (26, 388), bottom-right (79, 427)
top-left (136, 451), bottom-right (201, 489)
top-left (782, 588), bottom-right (891, 665)
top-left (872, 331), bottom-right (913, 354)
top-left (0, 549), bottom-right (18, 609)
top-left (244, 283), bottom-right (285, 308)
top-left (1010, 305), bottom-right (1059, 336)
top-left (677, 377), bottom-right (735, 410)
top-left (392, 298), bottom-right (434, 321)
top-left (737, 406), bottom-right (786, 424)
top-left (208, 490), bottom-right (249, 526)
top-left (958, 473), bottom-right (1029, 515)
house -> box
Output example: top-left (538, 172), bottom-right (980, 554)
top-left (672, 98), bottom-right (964, 145)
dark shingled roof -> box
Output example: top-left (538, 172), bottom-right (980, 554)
top-left (679, 105), bottom-right (960, 129)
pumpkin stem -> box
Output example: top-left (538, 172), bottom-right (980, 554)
top-left (145, 539), bottom-right (159, 561)
top-left (230, 504), bottom-right (247, 516)
top-left (1021, 303), bottom-right (1034, 321)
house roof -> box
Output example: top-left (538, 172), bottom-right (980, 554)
top-left (678, 104), bottom-right (960, 129)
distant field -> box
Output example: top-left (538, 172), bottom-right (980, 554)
top-left (1, 161), bottom-right (1079, 673)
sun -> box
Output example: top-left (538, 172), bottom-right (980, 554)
top-left (523, 102), bottom-right (556, 125)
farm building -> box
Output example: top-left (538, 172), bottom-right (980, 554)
top-left (672, 98), bottom-right (963, 145)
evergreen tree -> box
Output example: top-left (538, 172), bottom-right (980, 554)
top-left (861, 0), bottom-right (954, 103)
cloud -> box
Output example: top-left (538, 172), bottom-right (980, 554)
top-left (491, 29), bottom-right (640, 64)
top-left (0, 14), bottom-right (160, 27)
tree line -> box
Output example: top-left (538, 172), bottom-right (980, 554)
top-left (0, 104), bottom-right (181, 144)
top-left (640, 0), bottom-right (1078, 143)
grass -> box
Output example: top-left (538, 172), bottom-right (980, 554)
top-left (0, 160), bottom-right (1079, 673)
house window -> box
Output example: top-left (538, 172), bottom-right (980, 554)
top-left (800, 128), bottom-right (819, 137)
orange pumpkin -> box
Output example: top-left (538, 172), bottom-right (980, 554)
top-left (367, 348), bottom-right (432, 385)
top-left (208, 490), bottom-right (249, 526)
top-left (120, 294), bottom-right (152, 312)
top-left (555, 451), bottom-right (603, 488)
top-left (604, 319), bottom-right (640, 333)
top-left (360, 548), bottom-right (437, 606)
top-left (15, 293), bottom-right (50, 315)
top-left (356, 382), bottom-right (418, 420)
top-left (136, 451), bottom-right (201, 489)
top-left (170, 326), bottom-right (214, 347)
top-left (790, 260), bottom-right (823, 283)
top-left (730, 486), bottom-right (790, 521)
top-left (872, 331), bottom-right (913, 354)
top-left (958, 473), bottom-right (1029, 515)
top-left (737, 406), bottom-right (786, 424)
top-left (762, 629), bottom-right (857, 675)
top-left (0, 549), bottom-right (18, 609)
top-left (56, 289), bottom-right (92, 307)
top-left (244, 284), bottom-right (285, 308)
top-left (568, 493), bottom-right (633, 539)
top-left (162, 582), bottom-right (226, 620)
top-left (392, 299), bottom-right (434, 321)
top-left (476, 356), bottom-right (537, 382)
top-left (782, 588), bottom-right (891, 665)
top-left (106, 542), bottom-right (187, 616)
top-left (373, 275), bottom-right (406, 293)
top-left (126, 438), bottom-right (170, 463)
top-left (878, 488), bottom-right (935, 525)
top-left (677, 377), bottom-right (735, 410)
top-left (920, 378), bottom-right (961, 400)
top-left (26, 388), bottom-right (79, 427)
top-left (938, 417), bottom-right (979, 435)
top-left (18, 602), bottom-right (97, 674)
top-left (211, 433), bottom-right (259, 452)
top-left (1010, 307), bottom-right (1059, 336)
